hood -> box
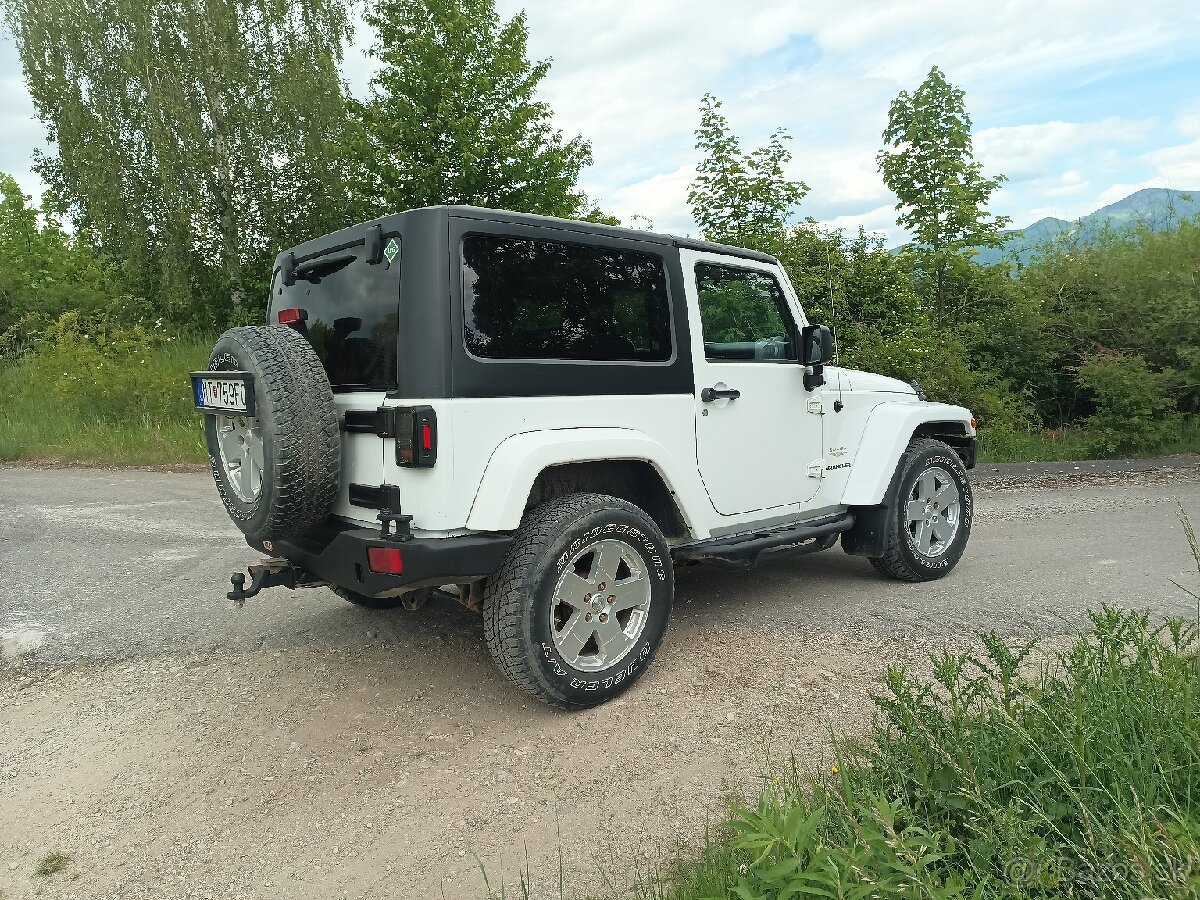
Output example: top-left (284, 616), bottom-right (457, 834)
top-left (842, 369), bottom-right (919, 396)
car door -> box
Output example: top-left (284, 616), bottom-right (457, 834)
top-left (683, 250), bottom-right (824, 517)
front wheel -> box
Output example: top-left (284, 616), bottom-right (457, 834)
top-left (482, 493), bottom-right (673, 709)
top-left (870, 438), bottom-right (974, 582)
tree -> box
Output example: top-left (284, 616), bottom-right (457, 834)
top-left (0, 173), bottom-right (145, 355)
top-left (351, 0), bottom-right (593, 219)
top-left (3, 0), bottom-right (353, 326)
top-left (877, 66), bottom-right (1009, 322)
top-left (687, 94), bottom-right (808, 251)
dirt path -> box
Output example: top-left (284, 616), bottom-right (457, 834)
top-left (3, 463), bottom-right (1200, 898)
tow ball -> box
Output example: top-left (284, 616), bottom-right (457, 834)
top-left (227, 561), bottom-right (299, 607)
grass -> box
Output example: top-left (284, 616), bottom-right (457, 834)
top-left (978, 417), bottom-right (1200, 463)
top-left (635, 511), bottom-right (1200, 899)
top-left (0, 336), bottom-right (210, 466)
top-left (33, 852), bottom-right (71, 877)
top-left (638, 608), bottom-right (1200, 898)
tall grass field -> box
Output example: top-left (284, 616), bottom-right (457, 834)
top-left (0, 322), bottom-right (211, 466)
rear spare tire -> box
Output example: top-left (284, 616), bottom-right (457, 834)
top-left (203, 325), bottom-right (340, 547)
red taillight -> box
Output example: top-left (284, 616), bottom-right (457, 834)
top-left (395, 406), bottom-right (437, 468)
top-left (277, 307), bottom-right (305, 325)
top-left (367, 547), bottom-right (403, 574)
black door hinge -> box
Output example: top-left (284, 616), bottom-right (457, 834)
top-left (342, 406), bottom-right (396, 438)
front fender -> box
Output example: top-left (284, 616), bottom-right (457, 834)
top-left (840, 402), bottom-right (975, 506)
top-left (465, 428), bottom-right (694, 532)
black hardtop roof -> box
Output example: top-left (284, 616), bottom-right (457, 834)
top-left (435, 205), bottom-right (780, 264)
top-left (277, 205), bottom-right (779, 269)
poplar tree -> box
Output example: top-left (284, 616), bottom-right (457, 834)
top-left (687, 93), bottom-right (808, 251)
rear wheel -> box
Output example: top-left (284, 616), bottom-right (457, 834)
top-left (870, 438), bottom-right (973, 582)
top-left (482, 493), bottom-right (673, 709)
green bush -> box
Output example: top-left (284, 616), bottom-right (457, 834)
top-left (1075, 351), bottom-right (1183, 455)
top-left (23, 311), bottom-right (194, 421)
top-left (842, 323), bottom-right (1033, 435)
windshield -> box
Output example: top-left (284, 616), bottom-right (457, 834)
top-left (268, 239), bottom-right (400, 391)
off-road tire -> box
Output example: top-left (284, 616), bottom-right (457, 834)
top-left (204, 326), bottom-right (340, 548)
top-left (869, 438), bottom-right (973, 582)
top-left (482, 493), bottom-right (673, 709)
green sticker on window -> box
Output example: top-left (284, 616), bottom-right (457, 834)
top-left (383, 237), bottom-right (399, 264)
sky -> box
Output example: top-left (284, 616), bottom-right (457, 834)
top-left (4, 0), bottom-right (1200, 244)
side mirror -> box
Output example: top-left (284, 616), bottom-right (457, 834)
top-left (801, 324), bottom-right (833, 366)
top-left (800, 324), bottom-right (833, 391)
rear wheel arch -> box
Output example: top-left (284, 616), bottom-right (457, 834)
top-left (525, 460), bottom-right (691, 542)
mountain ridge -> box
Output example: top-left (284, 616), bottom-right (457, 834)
top-left (972, 187), bottom-right (1200, 266)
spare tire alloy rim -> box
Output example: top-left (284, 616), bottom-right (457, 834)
top-left (905, 466), bottom-right (961, 558)
top-left (549, 538), bottom-right (652, 673)
top-left (216, 415), bottom-right (264, 503)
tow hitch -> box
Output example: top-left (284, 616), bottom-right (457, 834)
top-left (227, 559), bottom-right (321, 607)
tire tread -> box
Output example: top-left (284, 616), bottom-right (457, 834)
top-left (481, 492), bottom-right (667, 710)
top-left (869, 437), bottom-right (969, 582)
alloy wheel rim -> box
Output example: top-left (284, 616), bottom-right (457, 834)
top-left (549, 538), bottom-right (651, 673)
top-left (216, 415), bottom-right (264, 503)
top-left (905, 466), bottom-right (961, 558)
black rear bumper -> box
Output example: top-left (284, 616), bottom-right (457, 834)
top-left (266, 521), bottom-right (514, 597)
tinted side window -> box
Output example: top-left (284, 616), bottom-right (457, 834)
top-left (462, 234), bottom-right (672, 362)
top-left (695, 263), bottom-right (795, 362)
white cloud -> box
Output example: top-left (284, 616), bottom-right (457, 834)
top-left (1044, 170), bottom-right (1091, 198)
top-left (817, 203), bottom-right (904, 245)
top-left (975, 119), bottom-right (1153, 183)
top-left (1141, 140), bottom-right (1200, 185)
top-left (606, 164), bottom-right (697, 235)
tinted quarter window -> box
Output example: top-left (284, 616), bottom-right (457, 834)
top-left (695, 263), bottom-right (795, 362)
top-left (270, 243), bottom-right (399, 391)
top-left (462, 234), bottom-right (672, 362)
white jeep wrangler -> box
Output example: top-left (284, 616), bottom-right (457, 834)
top-left (192, 206), bottom-right (976, 708)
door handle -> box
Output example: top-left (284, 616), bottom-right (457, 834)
top-left (701, 387), bottom-right (741, 402)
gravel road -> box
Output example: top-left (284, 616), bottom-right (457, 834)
top-left (3, 460), bottom-right (1200, 899)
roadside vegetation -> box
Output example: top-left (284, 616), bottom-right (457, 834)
top-left (641, 607), bottom-right (1200, 899)
top-left (632, 513), bottom-right (1200, 900)
top-left (1, 1), bottom-right (1197, 466)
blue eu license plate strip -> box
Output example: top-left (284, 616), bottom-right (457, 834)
top-left (189, 371), bottom-right (256, 416)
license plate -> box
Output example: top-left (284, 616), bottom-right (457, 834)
top-left (190, 371), bottom-right (255, 416)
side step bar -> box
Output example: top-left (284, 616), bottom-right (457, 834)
top-left (672, 511), bottom-right (855, 569)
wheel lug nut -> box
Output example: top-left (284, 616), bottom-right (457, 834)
top-left (599, 613), bottom-right (608, 623)
top-left (585, 613), bottom-right (592, 622)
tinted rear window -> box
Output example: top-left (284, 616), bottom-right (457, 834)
top-left (269, 244), bottom-right (399, 391)
top-left (461, 234), bottom-right (672, 362)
